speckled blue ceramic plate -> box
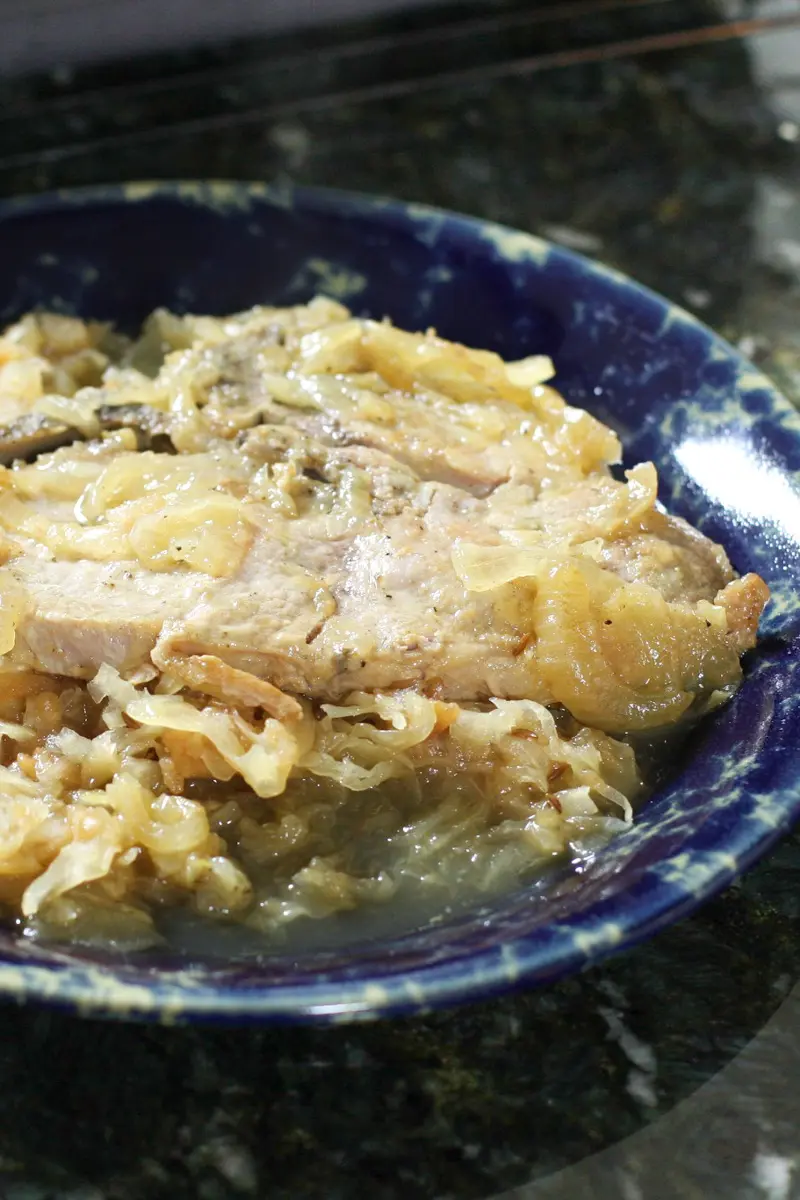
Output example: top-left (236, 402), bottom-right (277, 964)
top-left (0, 181), bottom-right (798, 1024)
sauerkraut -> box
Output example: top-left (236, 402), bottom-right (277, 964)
top-left (0, 299), bottom-right (768, 947)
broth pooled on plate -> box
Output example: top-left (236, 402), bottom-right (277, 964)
top-left (0, 300), bottom-right (769, 947)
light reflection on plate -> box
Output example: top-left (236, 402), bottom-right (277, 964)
top-left (675, 432), bottom-right (800, 546)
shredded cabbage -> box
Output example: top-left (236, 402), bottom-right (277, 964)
top-left (90, 666), bottom-right (300, 799)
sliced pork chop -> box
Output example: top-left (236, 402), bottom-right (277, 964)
top-left (0, 426), bottom-right (760, 724)
top-left (176, 326), bottom-right (622, 494)
top-left (3, 439), bottom-right (552, 702)
top-left (0, 306), bottom-right (768, 733)
top-left (152, 466), bottom-right (554, 702)
top-left (7, 557), bottom-right (213, 678)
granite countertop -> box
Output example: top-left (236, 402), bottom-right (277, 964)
top-left (1, 3), bottom-right (800, 1197)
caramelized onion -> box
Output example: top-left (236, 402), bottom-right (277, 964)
top-left (533, 561), bottom-right (743, 732)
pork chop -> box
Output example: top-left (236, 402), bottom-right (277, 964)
top-left (0, 304), bottom-right (768, 734)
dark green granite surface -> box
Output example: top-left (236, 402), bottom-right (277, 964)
top-left (1, 4), bottom-right (800, 1197)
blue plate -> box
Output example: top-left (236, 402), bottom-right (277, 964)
top-left (0, 181), bottom-right (798, 1023)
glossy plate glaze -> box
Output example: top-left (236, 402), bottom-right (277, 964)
top-left (0, 181), bottom-right (798, 1024)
